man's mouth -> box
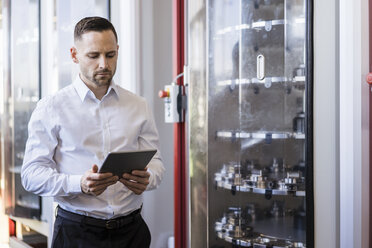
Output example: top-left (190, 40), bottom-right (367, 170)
top-left (96, 71), bottom-right (111, 76)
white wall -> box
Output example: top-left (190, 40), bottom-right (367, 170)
top-left (140, 1), bottom-right (175, 248)
top-left (111, 2), bottom-right (174, 247)
top-left (111, 0), bottom-right (140, 94)
top-left (316, 0), bottom-right (371, 247)
top-left (314, 0), bottom-right (339, 246)
top-left (339, 0), bottom-right (370, 247)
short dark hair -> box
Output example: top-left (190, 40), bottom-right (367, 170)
top-left (74, 16), bottom-right (118, 43)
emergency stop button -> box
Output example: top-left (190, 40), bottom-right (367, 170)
top-left (366, 73), bottom-right (372, 84)
top-left (158, 90), bottom-right (169, 98)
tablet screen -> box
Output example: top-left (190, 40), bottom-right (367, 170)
top-left (99, 149), bottom-right (157, 177)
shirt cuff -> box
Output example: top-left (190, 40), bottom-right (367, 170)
top-left (68, 175), bottom-right (83, 194)
top-left (147, 168), bottom-right (154, 190)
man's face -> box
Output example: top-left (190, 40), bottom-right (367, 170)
top-left (71, 30), bottom-right (118, 88)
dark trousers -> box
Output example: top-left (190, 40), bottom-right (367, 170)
top-left (52, 210), bottom-right (151, 248)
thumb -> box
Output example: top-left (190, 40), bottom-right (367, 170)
top-left (91, 164), bottom-right (98, 173)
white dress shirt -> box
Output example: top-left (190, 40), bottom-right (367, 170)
top-left (21, 76), bottom-right (165, 219)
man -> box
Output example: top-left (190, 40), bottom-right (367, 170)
top-left (21, 16), bottom-right (165, 248)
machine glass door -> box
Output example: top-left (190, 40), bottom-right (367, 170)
top-left (188, 0), bottom-right (313, 247)
top-left (208, 0), bottom-right (243, 247)
top-left (211, 0), bottom-right (312, 247)
top-left (3, 0), bottom-right (41, 219)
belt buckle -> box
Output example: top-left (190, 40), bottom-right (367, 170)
top-left (105, 220), bottom-right (117, 229)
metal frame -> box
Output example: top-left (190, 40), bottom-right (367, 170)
top-left (173, 1), bottom-right (187, 248)
top-left (305, 0), bottom-right (314, 247)
top-left (369, 0), bottom-right (372, 245)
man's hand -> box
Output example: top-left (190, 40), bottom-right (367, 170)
top-left (81, 164), bottom-right (119, 196)
top-left (120, 168), bottom-right (150, 195)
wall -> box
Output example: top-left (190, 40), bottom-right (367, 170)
top-left (314, 0), bottom-right (339, 246)
top-left (339, 0), bottom-right (370, 247)
top-left (140, 1), bottom-right (175, 248)
top-left (315, 0), bottom-right (370, 246)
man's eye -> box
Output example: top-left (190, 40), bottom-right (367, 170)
top-left (88, 55), bottom-right (98, 59)
top-left (107, 54), bottom-right (115, 58)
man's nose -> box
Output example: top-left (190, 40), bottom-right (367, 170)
top-left (98, 56), bottom-right (108, 69)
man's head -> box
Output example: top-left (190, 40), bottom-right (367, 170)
top-left (74, 16), bottom-right (118, 43)
top-left (71, 17), bottom-right (119, 89)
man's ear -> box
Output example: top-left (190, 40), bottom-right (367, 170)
top-left (70, 47), bottom-right (79, 64)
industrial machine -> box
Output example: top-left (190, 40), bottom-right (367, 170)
top-left (162, 0), bottom-right (314, 247)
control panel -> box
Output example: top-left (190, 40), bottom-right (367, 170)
top-left (159, 83), bottom-right (186, 123)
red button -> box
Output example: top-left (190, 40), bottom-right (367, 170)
top-left (158, 90), bottom-right (169, 98)
top-left (366, 73), bottom-right (372, 84)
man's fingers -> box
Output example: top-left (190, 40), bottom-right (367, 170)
top-left (122, 171), bottom-right (150, 183)
top-left (87, 172), bottom-right (114, 181)
top-left (129, 170), bottom-right (149, 177)
top-left (125, 184), bottom-right (145, 195)
top-left (91, 164), bottom-right (99, 173)
top-left (122, 175), bottom-right (149, 185)
top-left (91, 176), bottom-right (119, 186)
top-left (81, 165), bottom-right (119, 195)
top-left (89, 181), bottom-right (117, 195)
top-left (120, 178), bottom-right (147, 191)
top-left (90, 179), bottom-right (118, 190)
top-left (86, 179), bottom-right (118, 191)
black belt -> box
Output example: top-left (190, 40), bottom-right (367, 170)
top-left (56, 206), bottom-right (141, 230)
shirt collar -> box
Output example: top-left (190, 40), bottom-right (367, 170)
top-left (73, 75), bottom-right (119, 102)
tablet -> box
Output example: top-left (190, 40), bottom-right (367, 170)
top-left (99, 149), bottom-right (157, 177)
